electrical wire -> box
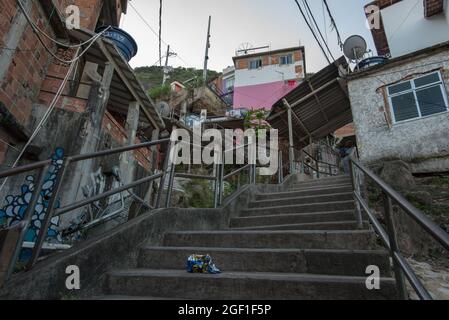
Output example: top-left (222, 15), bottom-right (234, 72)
top-left (322, 0), bottom-right (343, 49)
top-left (128, 1), bottom-right (192, 67)
top-left (294, 0), bottom-right (331, 64)
top-left (302, 0), bottom-right (336, 61)
top-left (0, 47), bottom-right (81, 191)
top-left (17, 0), bottom-right (106, 49)
top-left (17, 0), bottom-right (111, 65)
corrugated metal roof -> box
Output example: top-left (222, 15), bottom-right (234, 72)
top-left (268, 56), bottom-right (351, 150)
top-left (68, 29), bottom-right (165, 130)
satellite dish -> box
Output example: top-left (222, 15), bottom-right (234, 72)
top-left (155, 101), bottom-right (172, 118)
top-left (343, 35), bottom-right (367, 61)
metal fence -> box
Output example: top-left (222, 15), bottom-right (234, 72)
top-left (0, 137), bottom-right (286, 285)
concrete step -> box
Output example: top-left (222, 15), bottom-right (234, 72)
top-left (248, 192), bottom-right (353, 209)
top-left (241, 200), bottom-right (355, 216)
top-left (292, 177), bottom-right (351, 187)
top-left (231, 221), bottom-right (369, 231)
top-left (162, 230), bottom-right (379, 250)
top-left (255, 185), bottom-right (353, 200)
top-left (106, 269), bottom-right (397, 300)
top-left (93, 295), bottom-right (187, 300)
top-left (138, 246), bottom-right (391, 277)
top-left (230, 211), bottom-right (356, 228)
top-left (290, 182), bottom-right (352, 191)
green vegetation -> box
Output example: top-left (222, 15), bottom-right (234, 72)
top-left (148, 84), bottom-right (171, 100)
top-left (182, 179), bottom-right (214, 208)
top-left (134, 66), bottom-right (220, 91)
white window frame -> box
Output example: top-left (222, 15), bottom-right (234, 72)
top-left (387, 71), bottom-right (449, 124)
top-left (249, 58), bottom-right (262, 70)
top-left (279, 54), bottom-right (293, 66)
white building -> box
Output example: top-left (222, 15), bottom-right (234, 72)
top-left (348, 0), bottom-right (449, 173)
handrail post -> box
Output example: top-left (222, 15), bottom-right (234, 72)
top-left (4, 166), bottom-right (48, 281)
top-left (349, 159), bottom-right (364, 229)
top-left (278, 150), bottom-right (283, 184)
top-left (26, 158), bottom-right (71, 270)
top-left (219, 156), bottom-right (224, 206)
top-left (316, 159), bottom-right (320, 179)
top-left (155, 140), bottom-right (174, 209)
top-left (383, 192), bottom-right (408, 300)
top-left (165, 150), bottom-right (176, 208)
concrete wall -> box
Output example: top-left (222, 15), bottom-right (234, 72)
top-left (348, 49), bottom-right (449, 173)
top-left (381, 0), bottom-right (449, 58)
top-left (0, 208), bottom-right (228, 300)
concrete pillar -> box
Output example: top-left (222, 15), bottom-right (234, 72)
top-left (120, 101), bottom-right (140, 185)
top-left (69, 63), bottom-right (114, 209)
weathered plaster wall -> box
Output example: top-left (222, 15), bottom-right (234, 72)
top-left (348, 49), bottom-right (449, 173)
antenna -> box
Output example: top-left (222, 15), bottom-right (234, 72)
top-left (236, 42), bottom-right (254, 56)
top-left (343, 35), bottom-right (367, 69)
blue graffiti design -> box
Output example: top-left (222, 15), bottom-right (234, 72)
top-left (0, 148), bottom-right (65, 243)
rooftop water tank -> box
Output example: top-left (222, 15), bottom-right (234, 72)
top-left (358, 56), bottom-right (388, 70)
top-left (96, 26), bottom-right (138, 62)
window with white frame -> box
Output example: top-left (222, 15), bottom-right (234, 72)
top-left (249, 59), bottom-right (262, 70)
top-left (387, 71), bottom-right (449, 123)
top-left (280, 54), bottom-right (293, 65)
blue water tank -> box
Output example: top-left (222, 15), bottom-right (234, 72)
top-left (96, 26), bottom-right (138, 62)
top-left (358, 56), bottom-right (388, 70)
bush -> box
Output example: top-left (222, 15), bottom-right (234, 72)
top-left (148, 84), bottom-right (171, 100)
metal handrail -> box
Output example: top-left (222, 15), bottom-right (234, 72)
top-left (349, 157), bottom-right (449, 300)
top-left (0, 138), bottom-right (171, 282)
top-left (0, 134), bottom-right (285, 284)
top-left (302, 149), bottom-right (339, 168)
top-left (351, 159), bottom-right (449, 250)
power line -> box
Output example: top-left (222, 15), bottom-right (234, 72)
top-left (17, 0), bottom-right (110, 64)
top-left (128, 1), bottom-right (192, 67)
top-left (302, 0), bottom-right (335, 61)
top-left (322, 0), bottom-right (343, 49)
top-left (294, 0), bottom-right (331, 64)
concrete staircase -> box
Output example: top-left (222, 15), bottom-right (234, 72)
top-left (101, 175), bottom-right (398, 300)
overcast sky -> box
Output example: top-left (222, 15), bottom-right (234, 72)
top-left (122, 0), bottom-right (375, 73)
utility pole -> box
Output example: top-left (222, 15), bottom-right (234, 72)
top-left (203, 15), bottom-right (211, 83)
top-left (162, 44), bottom-right (177, 85)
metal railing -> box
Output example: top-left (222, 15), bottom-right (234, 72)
top-left (0, 138), bottom-right (170, 284)
top-left (0, 136), bottom-right (291, 286)
top-left (301, 149), bottom-right (340, 178)
top-left (164, 141), bottom-right (285, 208)
top-left (349, 155), bottom-right (449, 300)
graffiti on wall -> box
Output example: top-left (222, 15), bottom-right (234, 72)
top-left (0, 148), bottom-right (64, 243)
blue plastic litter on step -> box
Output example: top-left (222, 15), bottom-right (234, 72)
top-left (186, 254), bottom-right (221, 274)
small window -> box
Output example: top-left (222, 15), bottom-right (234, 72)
top-left (387, 71), bottom-right (449, 123)
top-left (280, 54), bottom-right (293, 65)
top-left (249, 59), bottom-right (262, 70)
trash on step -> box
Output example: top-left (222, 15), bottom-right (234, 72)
top-left (186, 254), bottom-right (221, 274)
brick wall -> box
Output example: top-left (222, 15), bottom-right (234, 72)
top-left (53, 0), bottom-right (103, 31)
top-left (235, 49), bottom-right (304, 70)
top-left (0, 0), bottom-right (57, 167)
top-left (424, 0), bottom-right (444, 17)
top-left (364, 0), bottom-right (404, 56)
top-left (103, 112), bottom-right (152, 171)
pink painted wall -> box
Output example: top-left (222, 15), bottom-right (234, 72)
top-left (233, 80), bottom-right (298, 110)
